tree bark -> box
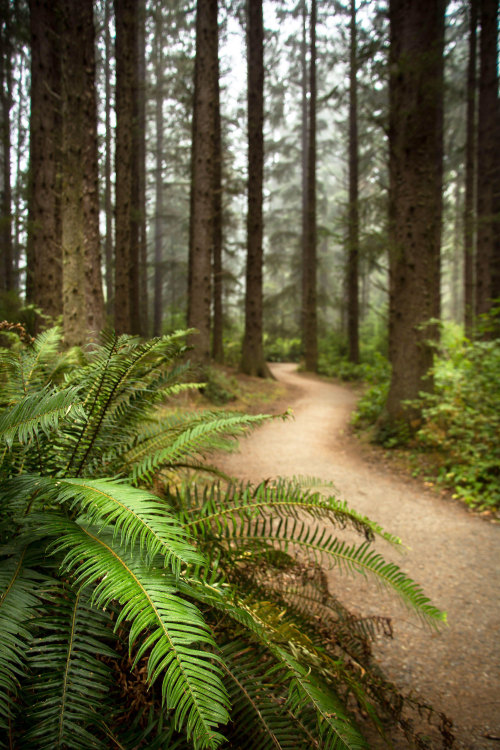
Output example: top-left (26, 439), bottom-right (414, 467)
top-left (240, 0), bottom-right (271, 377)
top-left (188, 0), bottom-right (218, 367)
top-left (60, 0), bottom-right (104, 346)
top-left (104, 0), bottom-right (113, 317)
top-left (27, 0), bottom-right (63, 320)
top-left (153, 5), bottom-right (164, 337)
top-left (137, 0), bottom-right (148, 335)
top-left (211, 79), bottom-right (224, 363)
top-left (114, 0), bottom-right (139, 335)
top-left (384, 0), bottom-right (445, 427)
top-left (0, 0), bottom-right (13, 293)
top-left (464, 0), bottom-right (477, 337)
top-left (475, 0), bottom-right (498, 324)
top-left (302, 0), bottom-right (318, 372)
top-left (347, 0), bottom-right (359, 364)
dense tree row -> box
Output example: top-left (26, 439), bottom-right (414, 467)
top-left (0, 0), bottom-right (498, 424)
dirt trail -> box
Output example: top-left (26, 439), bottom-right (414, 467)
top-left (216, 363), bottom-right (500, 749)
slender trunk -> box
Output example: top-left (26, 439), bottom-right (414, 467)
top-left (0, 0), bottom-right (13, 292)
top-left (300, 0), bottom-right (308, 337)
top-left (60, 0), bottom-right (104, 346)
top-left (347, 0), bottom-right (359, 363)
top-left (187, 0), bottom-right (218, 367)
top-left (240, 0), bottom-right (271, 377)
top-left (452, 177), bottom-right (462, 322)
top-left (13, 42), bottom-right (26, 293)
top-left (27, 0), bottom-right (63, 319)
top-left (464, 0), bottom-right (477, 337)
top-left (137, 0), bottom-right (148, 335)
top-left (114, 0), bottom-right (138, 335)
top-left (384, 0), bottom-right (445, 426)
top-left (303, 0), bottom-right (317, 371)
top-left (153, 7), bottom-right (164, 337)
top-left (211, 84), bottom-right (224, 362)
top-left (104, 0), bottom-right (113, 316)
top-left (475, 0), bottom-right (498, 324)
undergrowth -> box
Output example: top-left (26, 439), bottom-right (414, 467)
top-left (351, 323), bottom-right (500, 512)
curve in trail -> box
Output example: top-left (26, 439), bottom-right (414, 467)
top-left (216, 362), bottom-right (500, 749)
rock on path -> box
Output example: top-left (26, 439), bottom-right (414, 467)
top-left (216, 363), bottom-right (500, 749)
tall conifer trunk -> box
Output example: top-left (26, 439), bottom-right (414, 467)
top-left (475, 0), bottom-right (498, 325)
top-left (104, 0), bottom-right (113, 317)
top-left (302, 0), bottom-right (318, 372)
top-left (384, 0), bottom-right (445, 426)
top-left (153, 6), bottom-right (164, 338)
top-left (188, 0), bottom-right (219, 367)
top-left (211, 83), bottom-right (224, 362)
top-left (240, 0), bottom-right (271, 377)
top-left (347, 0), bottom-right (359, 364)
top-left (0, 0), bottom-right (13, 293)
top-left (60, 0), bottom-right (104, 346)
top-left (137, 0), bottom-right (148, 335)
top-left (114, 0), bottom-right (139, 335)
top-left (27, 0), bottom-right (62, 320)
top-left (464, 0), bottom-right (477, 337)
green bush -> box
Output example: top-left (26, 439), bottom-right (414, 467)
top-left (0, 326), bottom-right (446, 748)
top-left (264, 335), bottom-right (302, 362)
top-left (415, 334), bottom-right (500, 509)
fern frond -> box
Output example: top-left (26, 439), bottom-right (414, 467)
top-left (0, 387), bottom-right (84, 450)
top-left (46, 519), bottom-right (230, 750)
top-left (0, 544), bottom-right (47, 728)
top-left (182, 479), bottom-right (402, 547)
top-left (25, 586), bottom-right (115, 749)
top-left (127, 412), bottom-right (276, 484)
top-left (220, 516), bottom-right (444, 626)
top-left (20, 476), bottom-right (205, 575)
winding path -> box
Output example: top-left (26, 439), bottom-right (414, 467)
top-left (216, 363), bottom-right (500, 749)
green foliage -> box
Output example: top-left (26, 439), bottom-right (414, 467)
top-left (414, 331), bottom-right (500, 509)
top-left (0, 326), bottom-right (447, 748)
top-left (264, 335), bottom-right (302, 363)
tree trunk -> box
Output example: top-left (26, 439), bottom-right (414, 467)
top-left (187, 0), bottom-right (218, 367)
top-left (347, 0), bottom-right (359, 364)
top-left (0, 0), bottom-right (13, 293)
top-left (302, 0), bottom-right (318, 372)
top-left (114, 0), bottom-right (139, 335)
top-left (104, 0), bottom-right (113, 317)
top-left (300, 0), bottom-right (308, 340)
top-left (137, 0), bottom-right (148, 335)
top-left (60, 0), bottom-right (104, 346)
top-left (464, 0), bottom-right (477, 337)
top-left (153, 6), bottom-right (164, 337)
top-left (384, 0), bottom-right (445, 427)
top-left (240, 0), bottom-right (271, 377)
top-left (211, 81), bottom-right (224, 362)
top-left (475, 0), bottom-right (498, 324)
top-left (27, 0), bottom-right (63, 320)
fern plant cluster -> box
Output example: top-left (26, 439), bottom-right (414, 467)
top-left (0, 326), bottom-right (449, 749)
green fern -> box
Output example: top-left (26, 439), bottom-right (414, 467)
top-left (0, 327), bottom-right (448, 749)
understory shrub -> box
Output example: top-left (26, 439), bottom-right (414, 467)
top-left (414, 332), bottom-right (500, 509)
top-left (0, 325), bottom-right (448, 749)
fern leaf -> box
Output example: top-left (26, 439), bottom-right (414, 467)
top-left (46, 518), bottom-right (230, 750)
top-left (0, 387), bottom-right (84, 450)
top-left (0, 545), bottom-right (46, 728)
top-left (24, 586), bottom-right (115, 749)
top-left (21, 476), bottom-right (205, 575)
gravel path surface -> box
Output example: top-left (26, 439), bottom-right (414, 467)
top-left (215, 363), bottom-right (500, 749)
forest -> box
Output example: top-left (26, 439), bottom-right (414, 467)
top-left (0, 0), bottom-right (499, 748)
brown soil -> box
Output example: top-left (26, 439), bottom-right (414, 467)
top-left (215, 363), bottom-right (500, 749)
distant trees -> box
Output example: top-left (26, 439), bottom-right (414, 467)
top-left (240, 0), bottom-right (271, 377)
top-left (384, 0), bottom-right (446, 425)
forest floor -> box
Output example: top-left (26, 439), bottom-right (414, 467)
top-left (213, 362), bottom-right (500, 750)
